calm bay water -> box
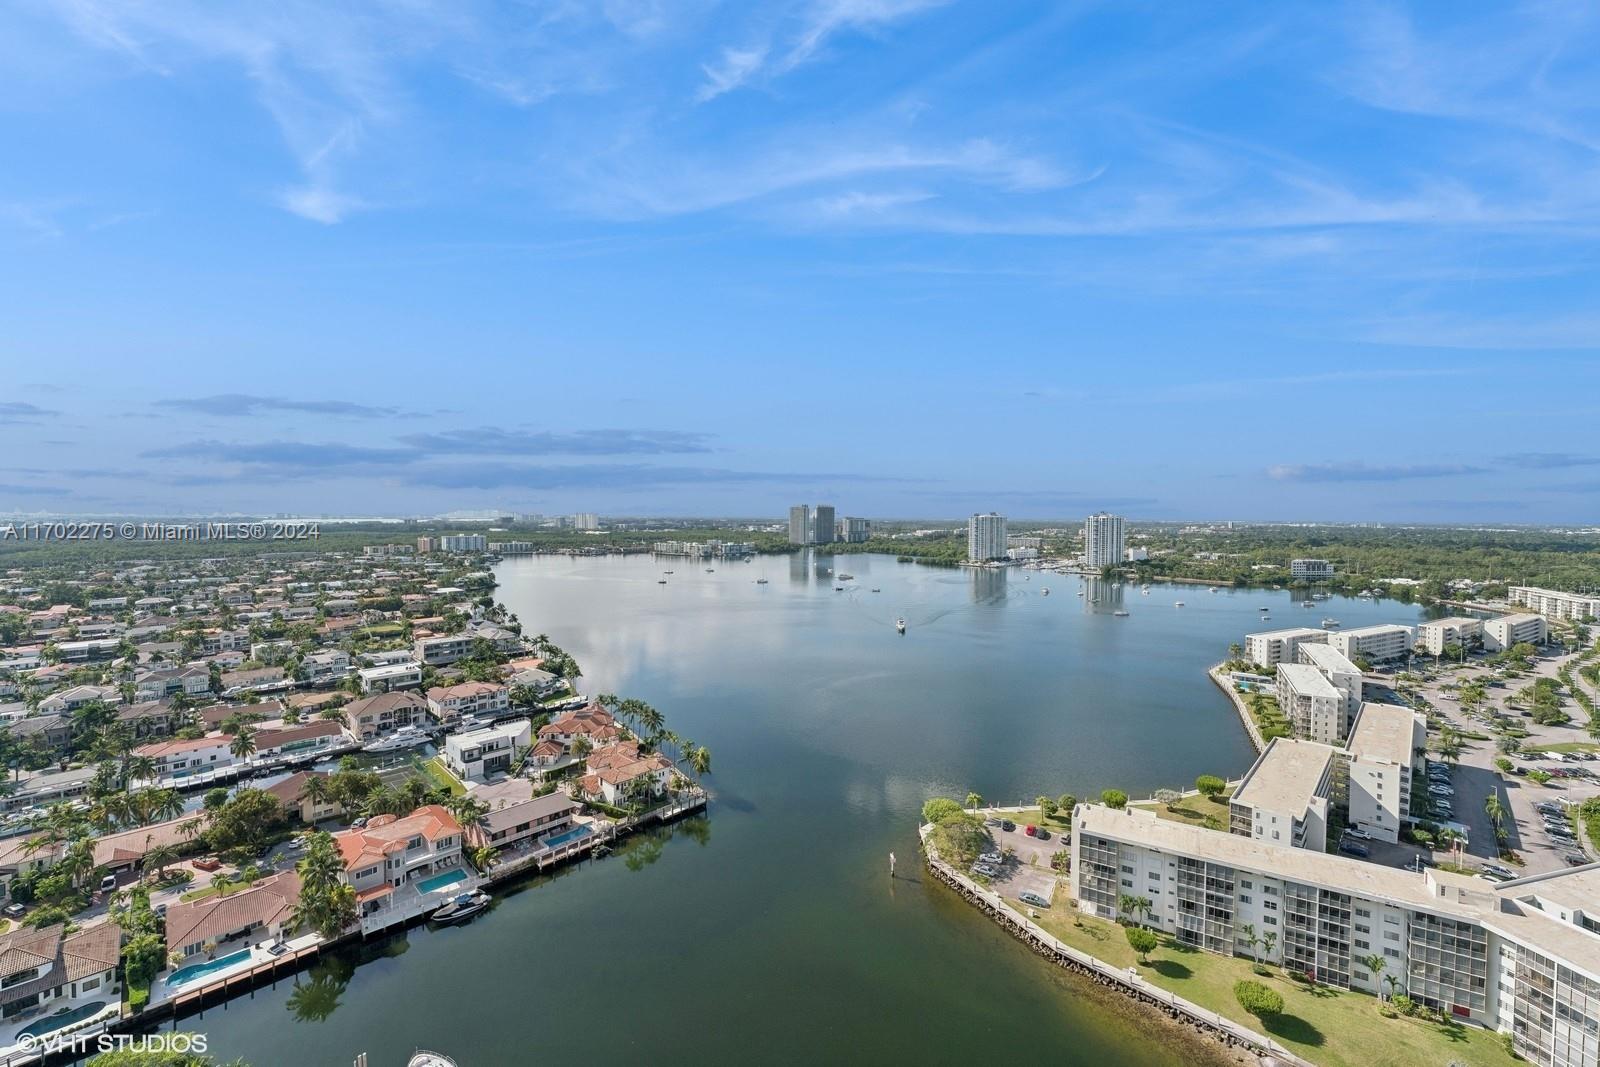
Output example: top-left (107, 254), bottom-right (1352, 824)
top-left (193, 554), bottom-right (1427, 1066)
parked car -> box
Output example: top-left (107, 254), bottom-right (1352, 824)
top-left (1564, 853), bottom-right (1589, 866)
top-left (1024, 825), bottom-right (1038, 838)
top-left (1343, 828), bottom-right (1371, 841)
top-left (2, 903), bottom-right (24, 919)
top-left (971, 863), bottom-right (998, 878)
top-left (1034, 828), bottom-right (1051, 841)
top-left (1018, 891), bottom-right (1051, 908)
top-left (999, 820), bottom-right (1015, 832)
top-left (1338, 841), bottom-right (1370, 858)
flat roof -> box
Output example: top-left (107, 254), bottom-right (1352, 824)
top-left (1346, 702), bottom-right (1419, 765)
top-left (1296, 642), bottom-right (1358, 675)
top-left (1231, 738), bottom-right (1334, 815)
top-left (1490, 613), bottom-right (1544, 627)
top-left (1337, 623), bottom-right (1413, 638)
top-left (1418, 616), bottom-right (1482, 629)
top-left (1246, 626), bottom-right (1326, 641)
top-left (1276, 662), bottom-right (1340, 698)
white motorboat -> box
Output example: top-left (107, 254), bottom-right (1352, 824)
top-left (896, 619), bottom-right (907, 634)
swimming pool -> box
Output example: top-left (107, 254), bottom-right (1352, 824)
top-left (166, 949), bottom-right (252, 990)
top-left (416, 869), bottom-right (468, 894)
top-left (542, 825), bottom-right (593, 850)
top-left (15, 1001), bottom-right (109, 1039)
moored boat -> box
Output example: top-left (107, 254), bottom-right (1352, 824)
top-left (431, 890), bottom-right (491, 924)
top-left (363, 726), bottom-right (428, 754)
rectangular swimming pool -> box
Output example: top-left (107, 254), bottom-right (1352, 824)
top-left (167, 949), bottom-right (252, 989)
top-left (542, 825), bottom-right (593, 850)
top-left (416, 869), bottom-right (468, 894)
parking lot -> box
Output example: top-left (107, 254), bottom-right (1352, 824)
top-left (1377, 647), bottom-right (1599, 877)
top-left (971, 812), bottom-right (1065, 906)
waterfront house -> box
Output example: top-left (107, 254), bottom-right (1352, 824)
top-left (577, 742), bottom-right (673, 807)
top-left (442, 720), bottom-right (529, 782)
top-left (538, 704), bottom-right (622, 749)
top-left (342, 691), bottom-right (427, 741)
top-left (334, 806), bottom-right (464, 920)
top-left (133, 666), bottom-right (211, 703)
top-left (133, 734), bottom-right (235, 781)
top-left (466, 779), bottom-right (578, 853)
top-left (413, 634), bottom-right (475, 667)
top-left (252, 720), bottom-right (348, 761)
top-left (0, 922), bottom-right (120, 1021)
top-left (357, 662), bottom-right (423, 694)
top-left (92, 813), bottom-right (206, 872)
top-left (300, 650), bottom-right (352, 684)
top-left (0, 835), bottom-right (61, 898)
top-left (425, 681), bottom-right (509, 726)
top-left (221, 666), bottom-right (286, 692)
top-left (5, 714), bottom-right (74, 753)
top-left (164, 871), bottom-right (302, 959)
top-left (505, 666), bottom-right (562, 698)
top-left (114, 701), bottom-right (178, 739)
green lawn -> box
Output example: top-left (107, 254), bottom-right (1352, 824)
top-left (1011, 906), bottom-right (1517, 1067)
top-left (994, 806), bottom-right (1073, 831)
top-left (1136, 792), bottom-right (1233, 831)
top-left (419, 755), bottom-right (466, 796)
top-left (178, 876), bottom-right (258, 903)
top-left (1542, 741), bottom-right (1600, 753)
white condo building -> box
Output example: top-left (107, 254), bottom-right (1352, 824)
top-left (1484, 613), bottom-right (1548, 652)
top-left (1084, 512), bottom-right (1125, 570)
top-left (1228, 738), bottom-right (1334, 851)
top-left (1418, 617), bottom-right (1485, 656)
top-left (1328, 623), bottom-right (1414, 663)
top-left (1343, 701), bottom-right (1425, 844)
top-left (439, 534), bottom-right (487, 553)
top-left (1243, 626), bottom-right (1328, 669)
top-left (1275, 663), bottom-right (1347, 745)
top-left (1290, 558), bottom-right (1334, 580)
top-left (966, 513), bottom-right (1008, 562)
top-left (1071, 805), bottom-right (1600, 1067)
top-left (1295, 642), bottom-right (1363, 735)
top-left (1508, 587), bottom-right (1600, 622)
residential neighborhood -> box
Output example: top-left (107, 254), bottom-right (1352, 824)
top-left (0, 545), bottom-right (710, 1057)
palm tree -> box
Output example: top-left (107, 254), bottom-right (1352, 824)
top-left (1384, 973), bottom-right (1403, 1001)
top-left (1360, 953), bottom-right (1387, 1002)
top-left (125, 754), bottom-right (157, 786)
top-left (143, 843), bottom-right (178, 882)
top-left (1484, 795), bottom-right (1506, 838)
top-left (470, 845), bottom-right (497, 873)
top-left (686, 745), bottom-right (711, 780)
top-left (965, 792), bottom-right (983, 811)
top-left (302, 774), bottom-right (332, 812)
top-left (229, 725), bottom-right (257, 763)
top-left (445, 795), bottom-right (489, 835)
top-left (1238, 922), bottom-right (1259, 961)
top-left (150, 788), bottom-right (185, 823)
top-left (1261, 931), bottom-right (1278, 964)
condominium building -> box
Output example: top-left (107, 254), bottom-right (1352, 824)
top-left (811, 505), bottom-right (836, 545)
top-left (571, 513), bottom-right (599, 531)
top-left (1275, 663), bottom-right (1347, 745)
top-left (1418, 617), bottom-right (1485, 656)
top-left (438, 534), bottom-right (487, 553)
top-left (1328, 623), bottom-right (1414, 663)
top-left (1084, 512), bottom-right (1125, 570)
top-left (1343, 701), bottom-right (1424, 844)
top-left (788, 505), bottom-right (811, 545)
top-left (1290, 558), bottom-right (1335, 580)
top-left (967, 512), bottom-right (1008, 562)
top-left (1243, 626), bottom-right (1328, 669)
top-left (1296, 642), bottom-right (1363, 734)
top-left (840, 517), bottom-right (871, 543)
top-left (1070, 804), bottom-right (1600, 1066)
top-left (1508, 586), bottom-right (1600, 622)
top-left (1227, 738), bottom-right (1335, 851)
top-left (1484, 613), bottom-right (1548, 652)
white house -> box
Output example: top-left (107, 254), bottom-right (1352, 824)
top-left (443, 720), bottom-right (530, 782)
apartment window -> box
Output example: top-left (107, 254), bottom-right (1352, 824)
top-left (1355, 939), bottom-right (1370, 950)
top-left (1121, 879), bottom-right (1134, 888)
top-left (1264, 900), bottom-right (1277, 911)
top-left (1121, 864), bottom-right (1134, 874)
top-left (1384, 948), bottom-right (1400, 959)
top-left (1354, 970), bottom-right (1369, 982)
top-left (1355, 907), bottom-right (1371, 918)
top-left (1240, 895), bottom-right (1252, 905)
top-left (1264, 916), bottom-right (1277, 926)
top-left (1240, 879), bottom-right (1253, 889)
top-left (1384, 931), bottom-right (1400, 942)
top-left (1264, 885), bottom-right (1278, 896)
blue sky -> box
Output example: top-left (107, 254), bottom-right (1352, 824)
top-left (2, 1), bottom-right (1599, 522)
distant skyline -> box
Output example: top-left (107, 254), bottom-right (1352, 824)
top-left (2, 2), bottom-right (1599, 522)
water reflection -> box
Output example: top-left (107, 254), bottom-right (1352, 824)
top-left (969, 566), bottom-right (1008, 604)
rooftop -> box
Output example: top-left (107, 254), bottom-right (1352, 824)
top-left (1345, 702), bottom-right (1421, 766)
top-left (1230, 737), bottom-right (1334, 815)
top-left (1276, 662), bottom-right (1340, 699)
top-left (1296, 642), bottom-right (1358, 675)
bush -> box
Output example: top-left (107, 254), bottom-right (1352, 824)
top-left (1101, 789), bottom-right (1128, 810)
top-left (1195, 775), bottom-right (1226, 797)
top-left (1234, 979), bottom-right (1284, 1021)
top-left (921, 798), bottom-right (963, 825)
top-left (1125, 927), bottom-right (1158, 961)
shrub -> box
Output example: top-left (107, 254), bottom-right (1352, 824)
top-left (1101, 789), bottom-right (1128, 810)
top-left (1195, 775), bottom-right (1226, 797)
top-left (921, 798), bottom-right (963, 825)
top-left (1234, 979), bottom-right (1284, 1021)
top-left (1125, 927), bottom-right (1158, 961)
top-left (929, 811), bottom-right (988, 867)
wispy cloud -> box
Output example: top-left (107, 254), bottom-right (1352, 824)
top-left (397, 428), bottom-right (715, 456)
top-left (1266, 462), bottom-right (1486, 483)
top-left (154, 394), bottom-right (401, 418)
top-left (1497, 452), bottom-right (1600, 470)
top-left (0, 402), bottom-right (59, 425)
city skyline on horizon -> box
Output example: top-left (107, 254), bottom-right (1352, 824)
top-left (3, 3), bottom-right (1600, 523)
